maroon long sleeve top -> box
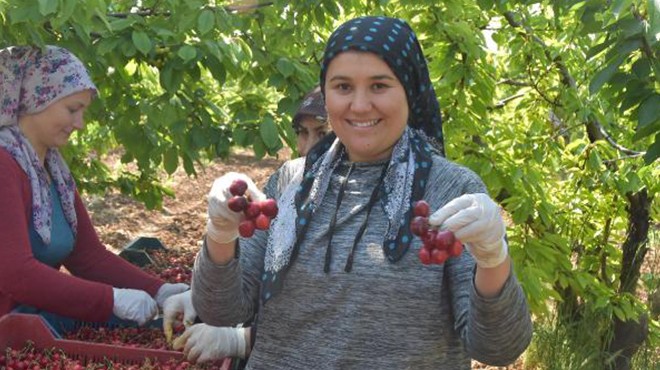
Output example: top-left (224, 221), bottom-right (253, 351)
top-left (0, 148), bottom-right (164, 321)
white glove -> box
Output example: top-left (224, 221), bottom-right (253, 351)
top-left (172, 324), bottom-right (248, 363)
top-left (428, 193), bottom-right (508, 268)
top-left (112, 288), bottom-right (158, 326)
top-left (162, 290), bottom-right (197, 342)
top-left (154, 283), bottom-right (190, 307)
top-left (206, 172), bottom-right (266, 244)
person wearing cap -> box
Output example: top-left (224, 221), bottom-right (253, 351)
top-left (161, 86), bottom-right (331, 352)
top-left (180, 16), bottom-right (532, 368)
top-left (292, 86), bottom-right (330, 156)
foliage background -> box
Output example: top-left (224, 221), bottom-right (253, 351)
top-left (1, 0), bottom-right (658, 369)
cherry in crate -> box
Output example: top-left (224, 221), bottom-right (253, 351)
top-left (227, 179), bottom-right (279, 238)
top-left (410, 200), bottom-right (464, 265)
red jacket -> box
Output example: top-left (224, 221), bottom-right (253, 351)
top-left (0, 148), bottom-right (164, 321)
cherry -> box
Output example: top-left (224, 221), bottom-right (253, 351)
top-left (229, 179), bottom-right (248, 196)
top-left (228, 195), bottom-right (248, 212)
top-left (259, 199), bottom-right (279, 218)
top-left (225, 180), bottom-right (279, 237)
top-left (410, 216), bottom-right (429, 237)
top-left (413, 200), bottom-right (430, 218)
top-left (418, 247), bottom-right (432, 265)
top-left (433, 230), bottom-right (455, 250)
top-left (410, 199), bottom-right (463, 265)
top-left (244, 202), bottom-right (261, 219)
top-left (254, 213), bottom-right (271, 230)
top-left (239, 219), bottom-right (256, 238)
top-left (431, 248), bottom-right (449, 264)
top-left (449, 240), bottom-right (464, 257)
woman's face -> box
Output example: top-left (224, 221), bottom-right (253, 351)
top-left (18, 90), bottom-right (93, 161)
top-left (324, 51), bottom-right (408, 162)
top-left (296, 116), bottom-right (329, 156)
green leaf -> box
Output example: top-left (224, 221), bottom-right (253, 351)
top-left (205, 56), bottom-right (226, 85)
top-left (54, 0), bottom-right (77, 26)
top-left (585, 38), bottom-right (615, 60)
top-left (198, 9), bottom-right (215, 35)
top-left (587, 149), bottom-right (602, 171)
top-left (638, 94), bottom-right (660, 127)
top-left (163, 147), bottom-right (179, 175)
top-left (232, 127), bottom-right (248, 146)
top-left (611, 0), bottom-right (632, 18)
top-left (132, 30), bottom-right (152, 55)
top-left (97, 37), bottom-right (122, 56)
top-left (260, 116), bottom-right (280, 149)
top-left (650, 0), bottom-right (660, 43)
top-left (38, 0), bottom-right (58, 16)
top-left (178, 45), bottom-right (197, 63)
top-left (110, 17), bottom-right (137, 32)
top-left (631, 58), bottom-right (651, 79)
top-left (633, 115), bottom-right (660, 140)
top-left (612, 306), bottom-right (626, 321)
top-left (643, 134), bottom-right (660, 164)
top-left (589, 55), bottom-right (625, 94)
top-left (253, 137), bottom-right (266, 158)
top-left (160, 64), bottom-right (183, 92)
top-left (276, 58), bottom-right (295, 78)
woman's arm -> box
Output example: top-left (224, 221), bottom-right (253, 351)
top-left (0, 153), bottom-right (113, 321)
top-left (192, 160), bottom-right (302, 326)
top-left (62, 193), bottom-right (164, 297)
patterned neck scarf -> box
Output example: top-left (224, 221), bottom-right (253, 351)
top-left (0, 45), bottom-right (97, 244)
top-left (260, 16), bottom-right (444, 304)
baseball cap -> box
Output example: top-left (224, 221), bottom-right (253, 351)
top-left (292, 86), bottom-right (327, 131)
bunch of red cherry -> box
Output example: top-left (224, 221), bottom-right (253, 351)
top-left (227, 179), bottom-right (278, 238)
top-left (410, 200), bottom-right (464, 265)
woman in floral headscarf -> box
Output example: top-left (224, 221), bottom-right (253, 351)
top-left (0, 45), bottom-right (188, 327)
top-left (180, 16), bottom-right (532, 368)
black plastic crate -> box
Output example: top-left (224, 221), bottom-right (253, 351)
top-left (118, 236), bottom-right (167, 266)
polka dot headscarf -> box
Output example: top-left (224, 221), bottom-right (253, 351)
top-left (320, 16), bottom-right (443, 152)
top-left (259, 16), bottom-right (444, 305)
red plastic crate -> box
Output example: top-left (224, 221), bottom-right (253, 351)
top-left (0, 313), bottom-right (232, 369)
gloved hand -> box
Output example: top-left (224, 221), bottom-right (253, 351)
top-left (172, 324), bottom-right (248, 363)
top-left (112, 288), bottom-right (158, 326)
top-left (154, 283), bottom-right (190, 307)
top-left (206, 172), bottom-right (266, 244)
top-left (428, 193), bottom-right (508, 268)
top-left (162, 290), bottom-right (197, 342)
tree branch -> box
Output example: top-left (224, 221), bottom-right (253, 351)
top-left (502, 11), bottom-right (644, 157)
top-left (106, 2), bottom-right (274, 18)
top-left (497, 78), bottom-right (531, 87)
top-left (490, 91), bottom-right (527, 109)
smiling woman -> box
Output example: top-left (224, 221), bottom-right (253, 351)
top-left (185, 16), bottom-right (532, 369)
top-left (0, 45), bottom-right (188, 327)
top-left (18, 90), bottom-right (93, 162)
top-left (324, 51), bottom-right (409, 162)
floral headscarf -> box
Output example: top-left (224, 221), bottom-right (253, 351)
top-left (260, 16), bottom-right (444, 304)
top-left (0, 45), bottom-right (97, 244)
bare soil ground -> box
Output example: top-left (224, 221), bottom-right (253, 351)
top-left (84, 148), bottom-right (523, 370)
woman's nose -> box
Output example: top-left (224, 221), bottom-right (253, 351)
top-left (302, 138), bottom-right (316, 156)
top-left (350, 90), bottom-right (372, 113)
top-left (72, 112), bottom-right (85, 129)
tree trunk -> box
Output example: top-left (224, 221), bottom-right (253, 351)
top-left (606, 189), bottom-right (652, 370)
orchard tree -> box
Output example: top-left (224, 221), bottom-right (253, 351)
top-left (1, 1), bottom-right (658, 369)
